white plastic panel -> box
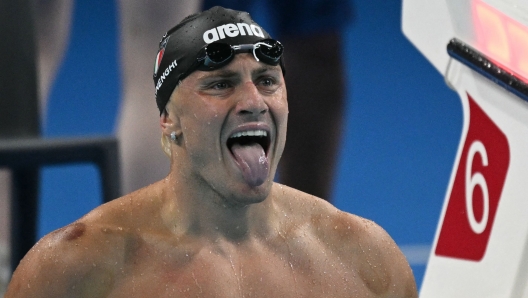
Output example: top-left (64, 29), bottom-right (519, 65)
top-left (403, 1), bottom-right (528, 296)
top-left (401, 0), bottom-right (454, 74)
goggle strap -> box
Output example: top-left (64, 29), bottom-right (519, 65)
top-left (232, 42), bottom-right (273, 62)
top-left (252, 42), bottom-right (272, 62)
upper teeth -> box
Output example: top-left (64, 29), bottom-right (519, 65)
top-left (230, 130), bottom-right (267, 138)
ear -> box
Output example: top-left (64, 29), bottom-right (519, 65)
top-left (160, 111), bottom-right (172, 134)
top-left (160, 110), bottom-right (182, 158)
top-left (160, 110), bottom-right (182, 138)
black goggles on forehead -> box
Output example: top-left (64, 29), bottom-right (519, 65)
top-left (181, 39), bottom-right (284, 80)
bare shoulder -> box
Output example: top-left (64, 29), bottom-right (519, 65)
top-left (273, 183), bottom-right (418, 298)
top-left (5, 186), bottom-right (163, 298)
top-left (333, 213), bottom-right (418, 298)
top-left (6, 220), bottom-right (120, 297)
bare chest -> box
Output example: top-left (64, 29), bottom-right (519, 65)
top-left (103, 242), bottom-right (375, 298)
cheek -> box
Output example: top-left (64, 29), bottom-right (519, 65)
top-left (269, 91), bottom-right (289, 126)
top-left (180, 96), bottom-right (223, 128)
top-left (181, 117), bottom-right (217, 148)
top-left (179, 104), bottom-right (225, 153)
top-left (185, 96), bottom-right (227, 121)
top-left (268, 92), bottom-right (288, 154)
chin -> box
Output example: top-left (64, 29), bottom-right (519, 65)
top-left (224, 179), bottom-right (273, 207)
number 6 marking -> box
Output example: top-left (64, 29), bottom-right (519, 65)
top-left (465, 141), bottom-right (489, 234)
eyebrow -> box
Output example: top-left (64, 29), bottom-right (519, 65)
top-left (194, 70), bottom-right (238, 88)
top-left (252, 65), bottom-right (281, 76)
top-left (200, 69), bottom-right (238, 79)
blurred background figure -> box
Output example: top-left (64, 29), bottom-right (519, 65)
top-left (0, 0), bottom-right (200, 294)
top-left (116, 1), bottom-right (201, 194)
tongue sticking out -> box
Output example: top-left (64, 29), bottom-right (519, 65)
top-left (231, 142), bottom-right (269, 187)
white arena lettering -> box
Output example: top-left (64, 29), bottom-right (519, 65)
top-left (216, 25), bottom-right (227, 39)
top-left (237, 23), bottom-right (251, 36)
top-left (224, 24), bottom-right (239, 37)
top-left (203, 28), bottom-right (219, 44)
top-left (203, 23), bottom-right (265, 43)
top-left (250, 24), bottom-right (264, 37)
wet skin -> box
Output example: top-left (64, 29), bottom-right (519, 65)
top-left (160, 54), bottom-right (288, 207)
top-left (5, 55), bottom-right (418, 298)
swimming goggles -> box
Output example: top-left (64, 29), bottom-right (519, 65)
top-left (181, 39), bottom-right (284, 80)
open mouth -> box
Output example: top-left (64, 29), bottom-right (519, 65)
top-left (227, 130), bottom-right (271, 155)
top-left (226, 129), bottom-right (271, 187)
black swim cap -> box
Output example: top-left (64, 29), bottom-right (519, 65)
top-left (153, 6), bottom-right (282, 114)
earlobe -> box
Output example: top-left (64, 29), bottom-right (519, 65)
top-left (160, 132), bottom-right (172, 157)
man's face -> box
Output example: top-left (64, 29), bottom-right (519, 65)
top-left (165, 54), bottom-right (288, 205)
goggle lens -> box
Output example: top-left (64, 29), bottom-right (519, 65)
top-left (257, 39), bottom-right (283, 63)
top-left (203, 43), bottom-right (233, 66)
top-left (200, 39), bottom-right (283, 70)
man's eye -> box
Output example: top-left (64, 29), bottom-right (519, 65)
top-left (260, 78), bottom-right (275, 87)
top-left (212, 82), bottom-right (230, 89)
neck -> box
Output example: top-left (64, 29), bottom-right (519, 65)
top-left (161, 171), bottom-right (277, 242)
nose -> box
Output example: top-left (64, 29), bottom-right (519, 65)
top-left (234, 81), bottom-right (268, 116)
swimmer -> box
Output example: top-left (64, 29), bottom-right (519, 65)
top-left (5, 6), bottom-right (417, 297)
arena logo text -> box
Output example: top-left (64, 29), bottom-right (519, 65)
top-left (203, 23), bottom-right (265, 43)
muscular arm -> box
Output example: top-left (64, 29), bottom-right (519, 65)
top-left (277, 185), bottom-right (418, 297)
top-left (340, 213), bottom-right (418, 298)
top-left (359, 219), bottom-right (417, 297)
top-left (5, 222), bottom-right (120, 298)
